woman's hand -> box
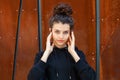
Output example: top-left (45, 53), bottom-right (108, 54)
top-left (41, 32), bottom-right (54, 63)
top-left (45, 32), bottom-right (54, 54)
top-left (67, 31), bottom-right (75, 53)
top-left (67, 31), bottom-right (80, 62)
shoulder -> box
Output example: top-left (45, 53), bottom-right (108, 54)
top-left (36, 51), bottom-right (44, 58)
top-left (34, 51), bottom-right (44, 65)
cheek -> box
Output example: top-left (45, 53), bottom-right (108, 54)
top-left (52, 33), bottom-right (56, 40)
top-left (65, 34), bottom-right (70, 40)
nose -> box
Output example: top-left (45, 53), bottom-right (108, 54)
top-left (59, 33), bottom-right (64, 39)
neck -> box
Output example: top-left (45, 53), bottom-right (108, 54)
top-left (54, 43), bottom-right (67, 49)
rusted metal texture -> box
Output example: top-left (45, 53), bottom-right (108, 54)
top-left (0, 0), bottom-right (119, 80)
top-left (100, 0), bottom-right (120, 80)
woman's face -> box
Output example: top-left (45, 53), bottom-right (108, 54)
top-left (51, 22), bottom-right (70, 48)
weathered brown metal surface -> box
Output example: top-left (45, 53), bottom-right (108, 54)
top-left (0, 0), bottom-right (120, 80)
top-left (100, 0), bottom-right (120, 80)
top-left (0, 0), bottom-right (39, 80)
top-left (0, 0), bottom-right (19, 80)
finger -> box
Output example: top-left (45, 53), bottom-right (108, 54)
top-left (67, 41), bottom-right (70, 46)
top-left (69, 35), bottom-right (72, 42)
top-left (71, 31), bottom-right (75, 41)
top-left (71, 32), bottom-right (75, 46)
top-left (47, 32), bottom-right (52, 42)
top-left (46, 32), bottom-right (52, 45)
top-left (47, 32), bottom-right (52, 39)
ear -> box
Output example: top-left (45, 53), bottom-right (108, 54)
top-left (49, 28), bottom-right (51, 31)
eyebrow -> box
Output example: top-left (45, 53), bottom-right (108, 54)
top-left (54, 29), bottom-right (69, 32)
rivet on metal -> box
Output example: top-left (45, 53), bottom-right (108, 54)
top-left (92, 19), bottom-right (94, 22)
top-left (92, 52), bottom-right (94, 55)
top-left (11, 62), bottom-right (13, 65)
top-left (111, 31), bottom-right (114, 35)
top-left (101, 18), bottom-right (104, 22)
top-left (19, 36), bottom-right (21, 39)
top-left (92, 57), bottom-right (95, 61)
top-left (13, 37), bottom-right (16, 39)
top-left (17, 63), bottom-right (19, 66)
top-left (117, 18), bottom-right (119, 21)
top-left (35, 37), bottom-right (38, 40)
top-left (0, 11), bottom-right (2, 14)
top-left (16, 10), bottom-right (18, 12)
top-left (0, 36), bottom-right (2, 39)
top-left (22, 9), bottom-right (24, 12)
top-left (33, 8), bottom-right (37, 11)
top-left (108, 45), bottom-right (111, 48)
top-left (101, 45), bottom-right (104, 49)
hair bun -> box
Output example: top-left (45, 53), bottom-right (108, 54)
top-left (53, 3), bottom-right (73, 16)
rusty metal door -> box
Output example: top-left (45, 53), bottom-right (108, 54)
top-left (0, 0), bottom-right (120, 80)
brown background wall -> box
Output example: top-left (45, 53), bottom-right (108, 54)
top-left (0, 0), bottom-right (120, 80)
top-left (100, 0), bottom-right (120, 80)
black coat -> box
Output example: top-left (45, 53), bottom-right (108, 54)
top-left (28, 47), bottom-right (96, 80)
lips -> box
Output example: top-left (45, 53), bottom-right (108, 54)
top-left (57, 40), bottom-right (64, 43)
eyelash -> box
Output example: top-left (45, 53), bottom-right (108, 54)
top-left (55, 31), bottom-right (60, 34)
top-left (55, 31), bottom-right (68, 34)
top-left (63, 31), bottom-right (68, 34)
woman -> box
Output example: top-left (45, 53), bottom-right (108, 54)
top-left (28, 3), bottom-right (96, 80)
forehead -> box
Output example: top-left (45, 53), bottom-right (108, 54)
top-left (52, 22), bottom-right (70, 31)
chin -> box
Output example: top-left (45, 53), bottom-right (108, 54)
top-left (54, 40), bottom-right (67, 47)
top-left (56, 43), bottom-right (66, 47)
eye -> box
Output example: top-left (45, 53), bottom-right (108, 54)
top-left (55, 30), bottom-right (60, 34)
top-left (63, 31), bottom-right (69, 34)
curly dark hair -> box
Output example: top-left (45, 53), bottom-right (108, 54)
top-left (49, 3), bottom-right (74, 30)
